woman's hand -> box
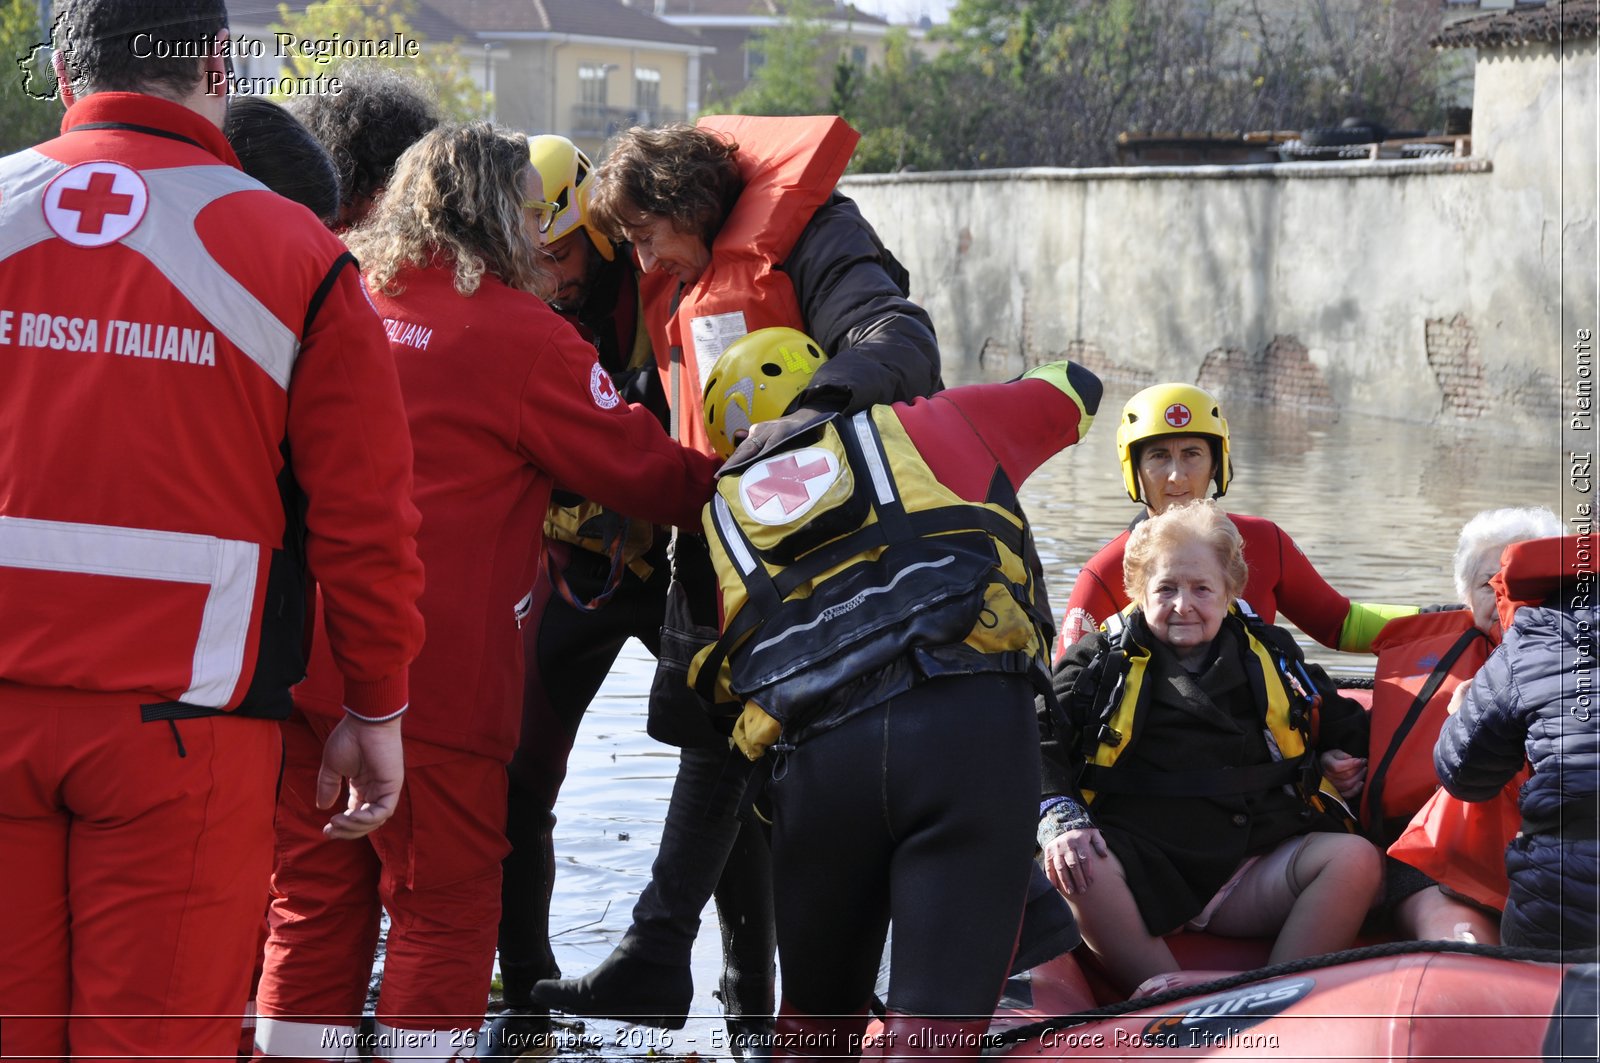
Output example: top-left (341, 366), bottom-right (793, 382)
top-left (1319, 749), bottom-right (1368, 799)
top-left (1042, 826), bottom-right (1109, 896)
top-left (1446, 677), bottom-right (1473, 716)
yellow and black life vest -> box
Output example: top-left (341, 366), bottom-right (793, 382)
top-left (688, 406), bottom-right (1054, 731)
top-left (1068, 604), bottom-right (1353, 824)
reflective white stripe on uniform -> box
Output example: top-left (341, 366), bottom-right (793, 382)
top-left (129, 165), bottom-right (300, 389)
top-left (0, 515), bottom-right (259, 708)
top-left (0, 152), bottom-right (301, 390)
top-left (714, 495), bottom-right (759, 576)
top-left (0, 150), bottom-right (66, 261)
top-left (851, 411), bottom-right (895, 505)
top-left (372, 1019), bottom-right (480, 1060)
top-left (255, 1015), bottom-right (360, 1060)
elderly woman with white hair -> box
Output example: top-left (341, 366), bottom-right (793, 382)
top-left (1365, 505), bottom-right (1563, 943)
top-left (1038, 500), bottom-right (1381, 996)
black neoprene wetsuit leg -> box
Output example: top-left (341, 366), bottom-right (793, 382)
top-left (768, 673), bottom-right (1039, 1018)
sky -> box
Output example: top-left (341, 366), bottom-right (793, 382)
top-left (847, 0), bottom-right (956, 25)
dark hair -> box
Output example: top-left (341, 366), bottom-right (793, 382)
top-left (288, 65), bottom-right (441, 223)
top-left (590, 124), bottom-right (743, 245)
top-left (52, 0), bottom-right (227, 100)
top-left (224, 97), bottom-right (340, 224)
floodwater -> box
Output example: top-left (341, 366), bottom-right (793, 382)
top-left (531, 399), bottom-right (1563, 1058)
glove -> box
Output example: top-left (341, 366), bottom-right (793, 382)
top-left (731, 702), bottom-right (781, 761)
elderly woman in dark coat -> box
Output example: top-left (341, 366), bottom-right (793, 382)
top-left (1436, 534), bottom-right (1600, 955)
top-left (1039, 500), bottom-right (1383, 995)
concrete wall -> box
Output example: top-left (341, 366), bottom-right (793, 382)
top-left (839, 39), bottom-right (1597, 442)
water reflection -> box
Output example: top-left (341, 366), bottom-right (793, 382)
top-left (544, 397), bottom-right (1564, 1053)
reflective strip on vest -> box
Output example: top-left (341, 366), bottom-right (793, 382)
top-left (0, 150), bottom-right (65, 261)
top-left (0, 153), bottom-right (301, 390)
top-left (128, 166), bottom-right (300, 389)
top-left (851, 411), bottom-right (895, 505)
top-left (747, 553), bottom-right (960, 657)
top-left (713, 495), bottom-right (760, 577)
top-left (0, 516), bottom-right (259, 707)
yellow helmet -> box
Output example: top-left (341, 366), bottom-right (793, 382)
top-left (702, 327), bottom-right (828, 459)
top-left (1115, 383), bottom-right (1232, 503)
top-left (527, 134), bottom-right (614, 261)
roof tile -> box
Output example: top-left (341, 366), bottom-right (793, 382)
top-left (1433, 0), bottom-right (1598, 49)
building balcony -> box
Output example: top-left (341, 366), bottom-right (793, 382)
top-left (569, 104), bottom-right (686, 138)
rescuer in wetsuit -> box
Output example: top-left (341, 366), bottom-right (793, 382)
top-left (688, 328), bottom-right (1101, 1058)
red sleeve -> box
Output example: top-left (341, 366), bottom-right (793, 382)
top-left (1263, 519), bottom-right (1351, 649)
top-left (518, 317), bottom-right (718, 530)
top-left (288, 262), bottom-right (426, 718)
top-left (1057, 534), bottom-right (1131, 658)
top-left (899, 377), bottom-right (1093, 500)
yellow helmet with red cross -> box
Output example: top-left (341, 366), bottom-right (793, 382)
top-left (1115, 382), bottom-right (1232, 503)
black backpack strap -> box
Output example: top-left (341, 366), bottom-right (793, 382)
top-left (1364, 626), bottom-right (1486, 840)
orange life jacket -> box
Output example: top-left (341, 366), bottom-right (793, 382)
top-left (1493, 534), bottom-right (1587, 631)
top-left (1362, 609), bottom-right (1493, 839)
top-left (640, 114), bottom-right (860, 455)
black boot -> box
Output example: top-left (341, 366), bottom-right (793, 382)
top-left (530, 947), bottom-right (693, 1030)
top-left (482, 1007), bottom-right (557, 1060)
top-left (490, 808), bottom-right (562, 1058)
top-left (497, 811), bottom-right (561, 1005)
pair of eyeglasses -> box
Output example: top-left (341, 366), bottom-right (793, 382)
top-left (524, 197), bottom-right (558, 233)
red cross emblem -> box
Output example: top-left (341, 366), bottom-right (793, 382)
top-left (745, 453), bottom-right (833, 515)
top-left (58, 171), bottom-right (134, 234)
top-left (590, 362), bottom-right (621, 409)
top-left (1164, 403), bottom-right (1192, 428)
top-left (44, 162), bottom-right (148, 248)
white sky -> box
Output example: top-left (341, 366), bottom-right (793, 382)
top-left (848, 0), bottom-right (956, 25)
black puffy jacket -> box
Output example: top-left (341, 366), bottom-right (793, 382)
top-left (1436, 600), bottom-right (1600, 953)
top-left (784, 193), bottom-right (943, 412)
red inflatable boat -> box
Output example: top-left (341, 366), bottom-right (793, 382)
top-left (982, 937), bottom-right (1595, 1061)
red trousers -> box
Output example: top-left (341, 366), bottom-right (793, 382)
top-left (255, 711), bottom-right (508, 1061)
top-left (0, 684), bottom-right (280, 1061)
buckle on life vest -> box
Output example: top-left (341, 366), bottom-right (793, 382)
top-left (1277, 652), bottom-right (1322, 732)
top-left (1096, 724), bottom-right (1123, 747)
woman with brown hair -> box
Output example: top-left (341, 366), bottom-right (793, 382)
top-left (254, 122), bottom-right (718, 1058)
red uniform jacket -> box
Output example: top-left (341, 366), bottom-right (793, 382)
top-left (294, 264), bottom-right (718, 759)
top-left (0, 93), bottom-right (423, 717)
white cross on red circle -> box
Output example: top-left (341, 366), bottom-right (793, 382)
top-left (1164, 403), bottom-right (1192, 428)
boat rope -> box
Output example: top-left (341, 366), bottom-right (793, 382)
top-left (988, 939), bottom-right (1590, 1049)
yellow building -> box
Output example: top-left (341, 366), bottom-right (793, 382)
top-left (225, 0), bottom-right (714, 158)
